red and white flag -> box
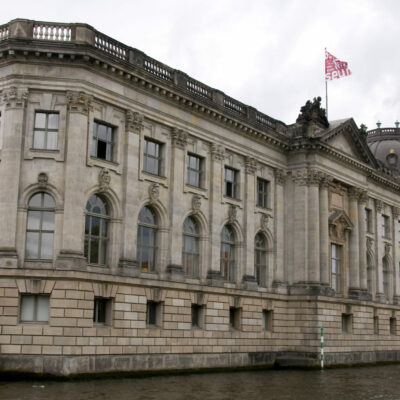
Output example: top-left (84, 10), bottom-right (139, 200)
top-left (325, 50), bottom-right (351, 80)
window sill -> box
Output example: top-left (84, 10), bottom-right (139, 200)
top-left (30, 148), bottom-right (59, 153)
top-left (91, 156), bottom-right (119, 166)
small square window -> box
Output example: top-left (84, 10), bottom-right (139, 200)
top-left (390, 317), bottom-right (397, 335)
top-left (187, 154), bottom-right (204, 188)
top-left (33, 112), bottom-right (59, 150)
top-left (262, 309), bottom-right (273, 332)
top-left (229, 307), bottom-right (241, 330)
top-left (147, 301), bottom-right (163, 327)
top-left (257, 178), bottom-right (269, 208)
top-left (342, 313), bottom-right (353, 333)
top-left (93, 297), bottom-right (112, 325)
top-left (92, 121), bottom-right (114, 161)
top-left (143, 138), bottom-right (162, 175)
top-left (191, 304), bottom-right (204, 329)
top-left (20, 294), bottom-right (49, 323)
top-left (225, 167), bottom-right (239, 199)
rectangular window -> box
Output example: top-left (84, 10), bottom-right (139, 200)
top-left (229, 307), bottom-right (241, 330)
top-left (33, 112), bottom-right (59, 150)
top-left (191, 304), bottom-right (204, 329)
top-left (262, 309), bottom-right (273, 332)
top-left (20, 294), bottom-right (49, 323)
top-left (382, 215), bottom-right (390, 238)
top-left (390, 317), bottom-right (397, 335)
top-left (146, 301), bottom-right (162, 327)
top-left (92, 121), bottom-right (114, 161)
top-left (187, 154), bottom-right (203, 188)
top-left (342, 313), bottom-right (353, 333)
top-left (331, 244), bottom-right (341, 292)
top-left (257, 178), bottom-right (269, 208)
top-left (224, 167), bottom-right (239, 199)
top-left (93, 297), bottom-right (112, 325)
top-left (143, 138), bottom-right (162, 175)
top-left (374, 316), bottom-right (379, 335)
top-left (365, 208), bottom-right (372, 233)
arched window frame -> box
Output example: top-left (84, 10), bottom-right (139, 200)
top-left (182, 216), bottom-right (200, 277)
top-left (84, 194), bottom-right (110, 266)
top-left (255, 232), bottom-right (268, 287)
top-left (25, 192), bottom-right (55, 260)
top-left (137, 205), bottom-right (158, 272)
top-left (220, 224), bottom-right (236, 282)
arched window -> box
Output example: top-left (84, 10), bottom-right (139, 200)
top-left (220, 224), bottom-right (235, 282)
top-left (84, 194), bottom-right (109, 265)
top-left (137, 206), bottom-right (157, 272)
top-left (182, 216), bottom-right (200, 276)
top-left (367, 253), bottom-right (374, 294)
top-left (26, 192), bottom-right (55, 259)
top-left (255, 232), bottom-right (268, 286)
top-left (383, 256), bottom-right (389, 298)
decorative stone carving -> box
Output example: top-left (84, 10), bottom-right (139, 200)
top-left (385, 242), bottom-right (392, 256)
top-left (171, 128), bottom-right (188, 149)
top-left (260, 213), bottom-right (272, 231)
top-left (66, 91), bottom-right (92, 115)
top-left (228, 204), bottom-right (237, 223)
top-left (348, 187), bottom-right (362, 200)
top-left (192, 195), bottom-right (201, 215)
top-left (2, 86), bottom-right (28, 109)
top-left (320, 173), bottom-right (333, 188)
top-left (99, 168), bottom-right (111, 191)
top-left (296, 96), bottom-right (329, 136)
top-left (244, 157), bottom-right (257, 175)
top-left (211, 144), bottom-right (225, 161)
top-left (359, 190), bottom-right (369, 204)
top-left (37, 172), bottom-right (48, 188)
top-left (375, 199), bottom-right (383, 213)
top-left (274, 168), bottom-right (286, 185)
top-left (292, 169), bottom-right (308, 186)
top-left (126, 110), bottom-right (144, 133)
top-left (307, 169), bottom-right (321, 186)
top-left (392, 206), bottom-right (400, 218)
top-left (367, 237), bottom-right (374, 252)
top-left (329, 210), bottom-right (353, 243)
top-left (148, 183), bottom-right (160, 203)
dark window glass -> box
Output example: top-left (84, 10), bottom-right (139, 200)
top-left (224, 167), bottom-right (239, 199)
top-left (93, 297), bottom-right (109, 324)
top-left (331, 244), bottom-right (341, 292)
top-left (257, 178), bottom-right (269, 208)
top-left (220, 225), bottom-right (235, 282)
top-left (191, 304), bottom-right (202, 328)
top-left (137, 206), bottom-right (157, 272)
top-left (92, 121), bottom-right (114, 161)
top-left (147, 301), bottom-right (159, 326)
top-left (255, 233), bottom-right (268, 286)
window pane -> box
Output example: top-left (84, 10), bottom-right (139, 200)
top-left (41, 233), bottom-right (54, 259)
top-left (100, 239), bottom-right (107, 265)
top-left (91, 217), bottom-right (100, 236)
top-left (29, 194), bottom-right (42, 207)
top-left (35, 113), bottom-right (46, 129)
top-left (90, 239), bottom-right (99, 264)
top-left (97, 124), bottom-right (107, 141)
top-left (20, 296), bottom-right (35, 321)
top-left (42, 211), bottom-right (54, 230)
top-left (33, 131), bottom-right (45, 149)
top-left (36, 296), bottom-right (49, 322)
top-left (43, 194), bottom-right (55, 208)
top-left (47, 113), bottom-right (59, 130)
top-left (27, 211), bottom-right (41, 230)
top-left (46, 131), bottom-right (57, 149)
top-left (26, 232), bottom-right (39, 258)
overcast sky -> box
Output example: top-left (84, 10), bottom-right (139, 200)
top-left (2, 0), bottom-right (399, 129)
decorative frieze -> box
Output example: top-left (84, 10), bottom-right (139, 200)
top-left (2, 86), bottom-right (28, 109)
top-left (126, 110), bottom-right (144, 133)
top-left (66, 91), bottom-right (92, 115)
top-left (171, 128), bottom-right (188, 149)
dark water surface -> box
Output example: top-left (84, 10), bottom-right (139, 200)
top-left (1, 365), bottom-right (400, 400)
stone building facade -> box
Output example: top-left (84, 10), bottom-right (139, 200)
top-left (1, 19), bottom-right (400, 376)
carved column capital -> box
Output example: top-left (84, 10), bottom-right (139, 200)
top-left (274, 168), bottom-right (286, 185)
top-left (392, 206), bottom-right (400, 218)
top-left (2, 86), bottom-right (28, 109)
top-left (375, 199), bottom-right (384, 213)
top-left (358, 190), bottom-right (369, 204)
top-left (126, 110), bottom-right (144, 133)
top-left (292, 168), bottom-right (308, 186)
top-left (171, 128), bottom-right (188, 149)
top-left (211, 143), bottom-right (225, 161)
top-left (66, 91), bottom-right (93, 115)
top-left (244, 157), bottom-right (257, 175)
top-left (307, 168), bottom-right (322, 186)
top-left (320, 173), bottom-right (333, 188)
top-left (348, 187), bottom-right (362, 200)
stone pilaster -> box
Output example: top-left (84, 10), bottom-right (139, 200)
top-left (0, 87), bottom-right (28, 267)
top-left (118, 110), bottom-right (143, 274)
top-left (348, 187), bottom-right (361, 296)
top-left (56, 91), bottom-right (92, 269)
top-left (392, 206), bottom-right (400, 303)
top-left (375, 199), bottom-right (385, 300)
top-left (273, 168), bottom-right (286, 290)
top-left (358, 191), bottom-right (368, 293)
top-left (166, 128), bottom-right (188, 277)
top-left (319, 175), bottom-right (331, 286)
top-left (207, 143), bottom-right (225, 283)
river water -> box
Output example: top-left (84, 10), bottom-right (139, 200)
top-left (1, 365), bottom-right (400, 400)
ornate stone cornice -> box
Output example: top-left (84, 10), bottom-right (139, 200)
top-left (2, 86), bottom-right (28, 109)
top-left (66, 91), bottom-right (92, 115)
top-left (126, 110), bottom-right (144, 133)
top-left (171, 128), bottom-right (188, 149)
top-left (211, 144), bottom-right (225, 161)
top-left (375, 199), bottom-right (383, 213)
top-left (244, 157), bottom-right (257, 175)
top-left (274, 168), bottom-right (286, 185)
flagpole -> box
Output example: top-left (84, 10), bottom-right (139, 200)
top-left (325, 48), bottom-right (328, 121)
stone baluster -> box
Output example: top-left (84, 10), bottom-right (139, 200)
top-left (319, 174), bottom-right (331, 286)
top-left (358, 191), bottom-right (368, 292)
top-left (0, 87), bottom-right (28, 268)
top-left (348, 187), bottom-right (361, 295)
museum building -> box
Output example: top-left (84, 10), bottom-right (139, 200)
top-left (1, 19), bottom-right (400, 376)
